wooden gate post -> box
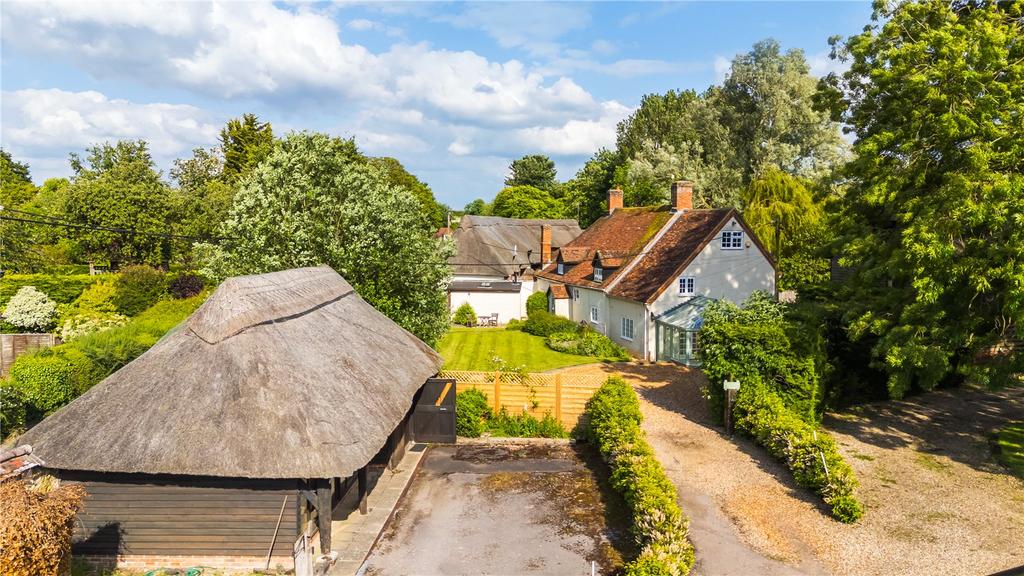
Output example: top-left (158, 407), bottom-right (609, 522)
top-left (493, 371), bottom-right (502, 413)
top-left (554, 374), bottom-right (563, 425)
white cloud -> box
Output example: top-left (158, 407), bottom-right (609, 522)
top-left (512, 101), bottom-right (631, 156)
top-left (713, 55), bottom-right (731, 84)
top-left (808, 51), bottom-right (849, 78)
top-left (1, 89), bottom-right (221, 180)
top-left (439, 3), bottom-right (590, 57)
top-left (346, 18), bottom-right (402, 37)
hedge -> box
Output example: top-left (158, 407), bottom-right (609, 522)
top-left (526, 291), bottom-right (548, 317)
top-left (522, 310), bottom-right (578, 337)
top-left (4, 294), bottom-right (207, 425)
top-left (0, 275), bottom-right (101, 309)
top-left (547, 328), bottom-right (630, 361)
top-left (734, 379), bottom-right (863, 523)
top-left (586, 377), bottom-right (694, 575)
top-left (455, 388), bottom-right (568, 438)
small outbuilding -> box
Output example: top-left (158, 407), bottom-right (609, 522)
top-left (18, 266), bottom-right (444, 573)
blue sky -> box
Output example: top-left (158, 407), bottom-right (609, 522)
top-left (0, 1), bottom-right (872, 207)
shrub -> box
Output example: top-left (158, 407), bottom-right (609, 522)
top-left (1, 287), bottom-right (58, 332)
top-left (486, 408), bottom-right (568, 438)
top-left (733, 379), bottom-right (863, 523)
top-left (1, 382), bottom-right (27, 437)
top-left (57, 313), bottom-right (128, 342)
top-left (522, 310), bottom-right (578, 337)
top-left (167, 273), bottom-right (205, 299)
top-left (0, 274), bottom-right (99, 309)
top-left (66, 277), bottom-right (118, 315)
top-left (113, 265), bottom-right (167, 316)
top-left (453, 302), bottom-right (477, 327)
top-left (505, 318), bottom-right (524, 331)
top-left (0, 478), bottom-right (87, 576)
top-left (6, 294), bottom-right (207, 420)
top-left (456, 388), bottom-right (491, 437)
top-left (526, 291), bottom-right (549, 316)
top-left (8, 347), bottom-right (97, 419)
top-left (586, 377), bottom-right (694, 575)
top-left (547, 328), bottom-right (630, 360)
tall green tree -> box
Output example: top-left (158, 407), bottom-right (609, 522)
top-left (171, 148), bottom-right (234, 244)
top-left (64, 141), bottom-right (173, 268)
top-left (821, 0), bottom-right (1024, 396)
top-left (1, 149), bottom-right (36, 208)
top-left (200, 132), bottom-right (453, 345)
top-left (462, 198), bottom-right (489, 216)
top-left (368, 156), bottom-right (447, 230)
top-left (714, 39), bottom-right (846, 183)
top-left (505, 155), bottom-right (559, 193)
top-left (219, 113), bottom-right (274, 183)
top-left (563, 149), bottom-right (620, 227)
top-left (490, 185), bottom-right (565, 219)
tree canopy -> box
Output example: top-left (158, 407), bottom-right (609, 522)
top-left (0, 149), bottom-right (35, 208)
top-left (491, 185), bottom-right (565, 219)
top-left (200, 132), bottom-right (453, 345)
top-left (219, 113), bottom-right (274, 183)
top-left (505, 154), bottom-right (559, 193)
top-left (821, 0), bottom-right (1024, 396)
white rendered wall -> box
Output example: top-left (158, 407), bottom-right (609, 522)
top-left (449, 291), bottom-right (523, 324)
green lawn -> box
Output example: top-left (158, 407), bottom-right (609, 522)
top-left (437, 327), bottom-right (598, 371)
top-left (995, 421), bottom-right (1024, 479)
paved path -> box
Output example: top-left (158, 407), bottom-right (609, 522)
top-left (328, 444), bottom-right (426, 576)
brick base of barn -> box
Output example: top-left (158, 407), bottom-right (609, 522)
top-left (75, 554), bottom-right (293, 573)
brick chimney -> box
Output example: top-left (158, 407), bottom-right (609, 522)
top-left (608, 187), bottom-right (624, 214)
top-left (540, 225), bottom-right (552, 265)
top-left (671, 181), bottom-right (693, 212)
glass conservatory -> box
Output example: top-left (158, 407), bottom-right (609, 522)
top-left (655, 296), bottom-right (711, 366)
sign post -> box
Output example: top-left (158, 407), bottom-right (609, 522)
top-left (723, 380), bottom-right (740, 435)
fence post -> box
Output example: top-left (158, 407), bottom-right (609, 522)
top-left (493, 371), bottom-right (502, 413)
top-left (554, 374), bottom-right (563, 425)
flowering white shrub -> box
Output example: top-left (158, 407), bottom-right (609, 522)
top-left (58, 313), bottom-right (128, 342)
top-left (2, 286), bottom-right (57, 332)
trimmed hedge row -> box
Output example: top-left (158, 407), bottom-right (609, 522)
top-left (454, 388), bottom-right (568, 438)
top-left (734, 380), bottom-right (863, 523)
top-left (586, 377), bottom-right (694, 576)
top-left (2, 295), bottom-right (207, 433)
top-left (522, 310), bottom-right (578, 337)
top-left (0, 275), bottom-right (100, 308)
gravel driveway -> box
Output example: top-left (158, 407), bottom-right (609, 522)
top-left (557, 363), bottom-right (1024, 576)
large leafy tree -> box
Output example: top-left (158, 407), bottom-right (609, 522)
top-left (64, 141), bottom-right (173, 268)
top-left (219, 113), bottom-right (274, 183)
top-left (490, 185), bottom-right (565, 219)
top-left (563, 149), bottom-right (620, 227)
top-left (368, 156), bottom-right (447, 230)
top-left (462, 198), bottom-right (489, 216)
top-left (505, 155), bottom-right (559, 193)
top-left (201, 132), bottom-right (453, 345)
top-left (170, 147), bottom-right (234, 245)
top-left (742, 169), bottom-right (827, 289)
top-left (714, 39), bottom-right (845, 183)
top-left (1, 149), bottom-right (36, 208)
top-left (822, 0), bottom-right (1024, 396)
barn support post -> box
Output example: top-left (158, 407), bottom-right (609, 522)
top-left (357, 466), bottom-right (368, 515)
top-left (316, 478), bottom-right (332, 553)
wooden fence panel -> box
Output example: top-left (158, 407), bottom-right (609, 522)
top-left (439, 370), bottom-right (606, 429)
top-left (0, 333), bottom-right (58, 377)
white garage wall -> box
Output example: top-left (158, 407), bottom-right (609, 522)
top-left (449, 291), bottom-right (524, 325)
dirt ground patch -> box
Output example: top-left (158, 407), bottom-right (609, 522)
top-left (362, 442), bottom-right (633, 575)
top-left (557, 362), bottom-right (1024, 576)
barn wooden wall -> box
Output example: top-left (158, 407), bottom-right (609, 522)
top-left (56, 470), bottom-right (298, 557)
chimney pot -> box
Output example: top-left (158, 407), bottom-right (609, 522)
top-left (540, 225), bottom-right (552, 265)
top-left (671, 181), bottom-right (694, 212)
top-left (608, 187), bottom-right (624, 214)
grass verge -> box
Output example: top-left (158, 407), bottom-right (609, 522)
top-left (995, 422), bottom-right (1024, 479)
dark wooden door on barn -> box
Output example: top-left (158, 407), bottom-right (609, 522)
top-left (411, 378), bottom-right (456, 443)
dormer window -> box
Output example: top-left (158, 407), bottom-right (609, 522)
top-left (593, 267), bottom-right (603, 282)
top-left (556, 262), bottom-right (565, 275)
top-left (721, 230), bottom-right (743, 249)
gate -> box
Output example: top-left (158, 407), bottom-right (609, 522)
top-left (411, 378), bottom-right (456, 443)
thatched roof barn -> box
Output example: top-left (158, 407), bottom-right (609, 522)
top-left (19, 266), bottom-right (444, 572)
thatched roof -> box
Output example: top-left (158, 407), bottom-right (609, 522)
top-left (451, 215), bottom-right (582, 277)
top-left (20, 267), bottom-right (443, 480)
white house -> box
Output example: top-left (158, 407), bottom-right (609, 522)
top-left (447, 215), bottom-right (582, 324)
top-left (535, 182), bottom-right (776, 364)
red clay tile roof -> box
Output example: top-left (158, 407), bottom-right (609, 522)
top-left (609, 209), bottom-right (734, 302)
top-left (596, 250), bottom-right (629, 269)
top-left (537, 207), bottom-right (673, 290)
top-left (549, 284), bottom-right (569, 299)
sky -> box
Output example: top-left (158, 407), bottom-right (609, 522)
top-left (0, 1), bottom-right (873, 208)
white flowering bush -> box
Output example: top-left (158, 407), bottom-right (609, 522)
top-left (58, 313), bottom-right (128, 342)
top-left (2, 287), bottom-right (57, 332)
